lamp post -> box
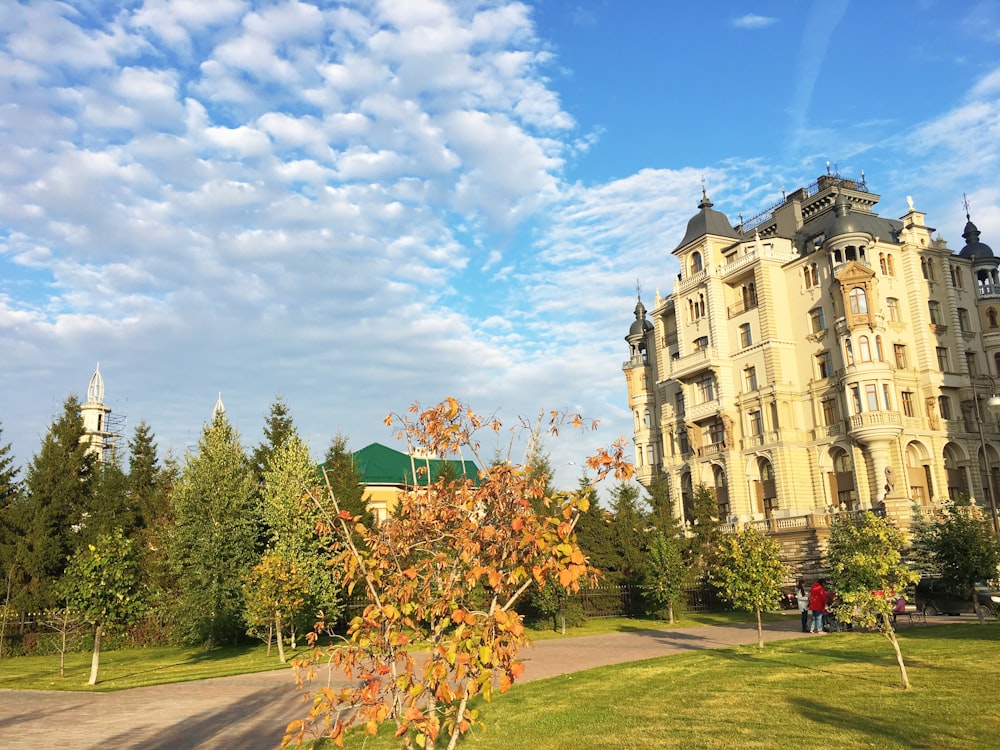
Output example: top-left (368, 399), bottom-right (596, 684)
top-left (970, 374), bottom-right (1000, 535)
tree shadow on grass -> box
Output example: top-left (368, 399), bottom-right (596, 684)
top-left (788, 696), bottom-right (964, 750)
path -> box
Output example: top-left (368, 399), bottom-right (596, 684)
top-left (0, 617), bottom-right (949, 749)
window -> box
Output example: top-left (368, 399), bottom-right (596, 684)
top-left (859, 335), bottom-right (872, 362)
top-left (928, 300), bottom-right (943, 325)
top-left (708, 420), bottom-right (725, 446)
top-left (887, 254), bottom-right (895, 276)
top-left (882, 384), bottom-right (892, 410)
top-left (821, 398), bottom-right (838, 426)
top-left (894, 344), bottom-right (907, 369)
top-left (875, 335), bottom-right (884, 361)
top-left (996, 352), bottom-right (1000, 378)
top-left (886, 297), bottom-right (900, 322)
top-left (804, 263), bottom-right (818, 288)
top-left (901, 391), bottom-right (915, 417)
top-left (849, 287), bottom-right (868, 314)
top-left (879, 254), bottom-right (888, 274)
top-left (936, 346), bottom-right (950, 372)
top-left (810, 307), bottom-right (826, 333)
top-left (693, 336), bottom-right (709, 351)
top-left (697, 376), bottom-right (715, 403)
top-left (749, 409), bottom-right (763, 436)
top-left (689, 293), bottom-right (706, 320)
top-left (845, 338), bottom-right (855, 365)
top-left (938, 395), bottom-right (952, 420)
top-left (817, 351), bottom-right (832, 379)
top-left (646, 445), bottom-right (654, 465)
top-left (850, 385), bottom-right (862, 414)
top-left (990, 308), bottom-right (998, 329)
top-left (958, 308), bottom-right (970, 332)
top-left (690, 252), bottom-right (703, 273)
top-left (921, 258), bottom-right (936, 281)
top-left (643, 408), bottom-right (651, 428)
top-left (744, 366), bottom-right (758, 392)
top-left (866, 384), bottom-right (879, 411)
top-left (739, 323), bottom-right (752, 348)
top-left (742, 283), bottom-right (758, 309)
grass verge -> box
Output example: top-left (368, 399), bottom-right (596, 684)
top-left (343, 623), bottom-right (1000, 750)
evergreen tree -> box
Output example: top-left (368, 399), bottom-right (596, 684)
top-left (171, 411), bottom-right (260, 648)
top-left (0, 422), bottom-right (19, 505)
top-left (685, 484), bottom-right (721, 578)
top-left (571, 473), bottom-right (617, 577)
top-left (321, 433), bottom-right (370, 526)
top-left (0, 423), bottom-right (23, 623)
top-left (253, 396), bottom-right (296, 483)
top-left (646, 474), bottom-right (683, 538)
top-left (85, 458), bottom-right (134, 545)
top-left (16, 396), bottom-right (95, 609)
top-left (126, 421), bottom-right (165, 529)
top-left (607, 482), bottom-right (648, 585)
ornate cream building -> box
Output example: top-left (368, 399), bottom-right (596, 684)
top-left (624, 173), bottom-right (1000, 544)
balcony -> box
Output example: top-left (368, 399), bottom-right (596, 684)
top-left (976, 282), bottom-right (1000, 300)
top-left (670, 346), bottom-right (722, 380)
top-left (849, 410), bottom-right (903, 444)
top-left (686, 397), bottom-right (722, 422)
top-left (622, 354), bottom-right (648, 370)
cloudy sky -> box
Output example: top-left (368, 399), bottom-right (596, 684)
top-left (2, 0), bottom-right (1000, 490)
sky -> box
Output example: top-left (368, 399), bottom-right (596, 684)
top-left (2, 0), bottom-right (1000, 493)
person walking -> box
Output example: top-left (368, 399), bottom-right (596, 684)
top-left (809, 579), bottom-right (829, 634)
top-left (795, 580), bottom-right (810, 633)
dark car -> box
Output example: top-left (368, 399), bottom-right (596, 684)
top-left (915, 577), bottom-right (1000, 617)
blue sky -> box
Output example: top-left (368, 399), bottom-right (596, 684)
top-left (2, 1), bottom-right (999, 491)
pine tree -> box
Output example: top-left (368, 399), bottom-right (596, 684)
top-left (16, 396), bottom-right (95, 609)
top-left (126, 421), bottom-right (165, 529)
top-left (321, 433), bottom-right (370, 526)
top-left (0, 423), bottom-right (23, 620)
top-left (172, 411), bottom-right (260, 648)
top-left (253, 396), bottom-right (296, 483)
top-left (608, 482), bottom-right (648, 585)
top-left (571, 473), bottom-right (617, 576)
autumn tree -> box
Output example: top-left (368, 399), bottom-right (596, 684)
top-left (171, 411), bottom-right (260, 648)
top-left (284, 400), bottom-right (632, 750)
top-left (712, 526), bottom-right (788, 648)
top-left (928, 502), bottom-right (1000, 623)
top-left (826, 511), bottom-right (919, 689)
top-left (244, 553), bottom-right (311, 662)
top-left (62, 528), bottom-right (144, 684)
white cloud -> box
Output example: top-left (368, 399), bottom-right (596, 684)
top-left (731, 14), bottom-right (778, 30)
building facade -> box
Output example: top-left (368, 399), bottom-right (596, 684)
top-left (624, 173), bottom-right (1000, 542)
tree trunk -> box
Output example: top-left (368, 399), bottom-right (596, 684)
top-left (668, 603), bottom-right (674, 625)
top-left (885, 628), bottom-right (910, 689)
top-left (755, 607), bottom-right (764, 649)
top-left (276, 612), bottom-right (286, 663)
top-left (88, 623), bottom-right (102, 686)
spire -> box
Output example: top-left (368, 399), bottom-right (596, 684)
top-left (213, 392), bottom-right (226, 417)
top-left (87, 362), bottom-right (104, 404)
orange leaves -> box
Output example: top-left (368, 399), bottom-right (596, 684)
top-left (511, 517), bottom-right (524, 532)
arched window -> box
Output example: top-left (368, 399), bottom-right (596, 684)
top-left (875, 335), bottom-right (884, 361)
top-left (994, 352), bottom-right (1000, 378)
top-left (690, 252), bottom-right (703, 273)
top-left (849, 287), bottom-right (868, 314)
top-left (859, 335), bottom-right (872, 362)
top-left (834, 451), bottom-right (852, 473)
top-left (845, 338), bottom-right (855, 365)
top-left (879, 253), bottom-right (887, 274)
top-left (887, 254), bottom-right (895, 275)
top-left (643, 408), bottom-right (651, 428)
top-left (989, 308), bottom-right (998, 329)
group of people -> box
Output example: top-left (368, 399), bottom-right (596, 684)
top-left (794, 579), bottom-right (908, 633)
top-left (795, 579), bottom-right (831, 634)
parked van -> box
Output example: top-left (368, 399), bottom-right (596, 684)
top-left (914, 577), bottom-right (1000, 617)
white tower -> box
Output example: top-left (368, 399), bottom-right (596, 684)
top-left (80, 363), bottom-right (114, 461)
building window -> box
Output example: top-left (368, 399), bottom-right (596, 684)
top-left (817, 351), bottom-right (832, 379)
top-left (850, 385), bottom-right (862, 415)
top-left (922, 258), bottom-right (936, 281)
top-left (749, 409), bottom-right (764, 436)
top-left (887, 254), bottom-right (895, 276)
top-left (646, 444), bottom-right (655, 465)
top-left (990, 308), bottom-right (998, 329)
top-left (901, 391), bottom-right (915, 417)
top-left (742, 283), bottom-right (758, 309)
top-left (845, 338), bottom-right (855, 365)
top-left (886, 297), bottom-right (900, 322)
top-left (643, 408), bottom-right (651, 428)
top-left (689, 294), bottom-right (706, 320)
top-left (693, 336), bottom-right (709, 351)
top-left (866, 384), bottom-right (879, 411)
top-left (708, 420), bottom-right (725, 446)
top-left (804, 263), bottom-right (818, 288)
top-left (859, 335), bottom-right (872, 362)
top-left (821, 398), bottom-right (838, 426)
top-left (810, 307), bottom-right (826, 333)
top-left (739, 323), bottom-right (752, 348)
top-left (879, 254), bottom-right (888, 274)
top-left (936, 346), bottom-right (950, 372)
top-left (875, 335), bottom-right (884, 361)
top-left (894, 344), bottom-right (907, 369)
top-left (690, 252), bottom-right (703, 274)
top-left (697, 376), bottom-right (716, 403)
top-left (849, 287), bottom-right (868, 314)
top-left (958, 308), bottom-right (970, 332)
top-left (744, 366), bottom-right (758, 392)
top-left (882, 384), bottom-right (892, 410)
top-left (928, 300), bottom-right (943, 325)
top-left (995, 352), bottom-right (1000, 378)
top-left (938, 395), bottom-right (952, 420)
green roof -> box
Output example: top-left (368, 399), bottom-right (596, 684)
top-left (351, 442), bottom-right (480, 486)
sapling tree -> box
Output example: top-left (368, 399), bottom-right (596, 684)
top-left (62, 528), bottom-right (144, 685)
top-left (826, 511), bottom-right (919, 689)
top-left (646, 529), bottom-right (686, 624)
top-left (929, 502), bottom-right (1000, 623)
top-left (283, 399), bottom-right (632, 750)
top-left (711, 526), bottom-right (787, 647)
top-left (244, 552), bottom-right (311, 662)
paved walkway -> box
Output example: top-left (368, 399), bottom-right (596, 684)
top-left (0, 617), bottom-right (949, 749)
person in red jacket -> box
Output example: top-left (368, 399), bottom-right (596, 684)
top-left (808, 579), bottom-right (829, 634)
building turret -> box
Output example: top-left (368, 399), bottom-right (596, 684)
top-left (80, 363), bottom-right (116, 461)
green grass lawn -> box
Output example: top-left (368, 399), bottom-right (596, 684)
top-left (341, 623), bottom-right (1000, 750)
top-left (0, 641), bottom-right (308, 692)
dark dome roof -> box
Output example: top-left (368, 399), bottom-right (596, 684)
top-left (675, 191), bottom-right (740, 250)
top-left (626, 298), bottom-right (653, 340)
top-left (830, 193), bottom-right (860, 236)
top-left (958, 219), bottom-right (996, 260)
